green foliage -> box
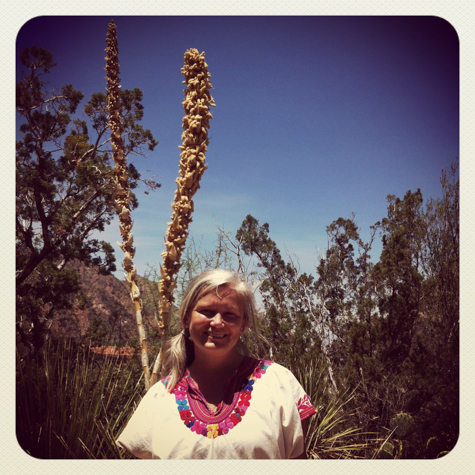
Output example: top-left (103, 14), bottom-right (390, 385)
top-left (235, 215), bottom-right (322, 368)
top-left (76, 289), bottom-right (90, 310)
top-left (16, 338), bottom-right (144, 458)
top-left (292, 360), bottom-right (368, 459)
top-left (88, 315), bottom-right (109, 346)
top-left (374, 442), bottom-right (395, 459)
top-left (16, 262), bottom-right (82, 352)
top-left (138, 266), bottom-right (182, 347)
top-left (373, 189), bottom-right (425, 370)
top-left (390, 413), bottom-right (415, 439)
top-left (372, 413), bottom-right (415, 459)
top-left (16, 46), bottom-right (159, 356)
top-left (237, 215), bottom-right (287, 306)
top-left (231, 161), bottom-right (458, 459)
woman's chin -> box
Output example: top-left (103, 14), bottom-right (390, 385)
top-left (204, 337), bottom-right (227, 348)
top-left (199, 335), bottom-right (237, 351)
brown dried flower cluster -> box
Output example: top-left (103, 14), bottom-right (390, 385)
top-left (105, 20), bottom-right (150, 386)
top-left (106, 21), bottom-right (134, 276)
top-left (158, 48), bottom-right (216, 337)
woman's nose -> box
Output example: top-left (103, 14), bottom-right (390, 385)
top-left (210, 312), bottom-right (224, 326)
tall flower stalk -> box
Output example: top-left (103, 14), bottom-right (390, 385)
top-left (153, 49), bottom-right (215, 384)
top-left (105, 20), bottom-right (151, 389)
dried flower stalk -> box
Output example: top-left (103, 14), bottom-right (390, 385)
top-left (153, 49), bottom-right (215, 384)
top-left (105, 20), bottom-right (151, 389)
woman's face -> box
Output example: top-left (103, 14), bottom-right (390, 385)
top-left (185, 285), bottom-right (247, 360)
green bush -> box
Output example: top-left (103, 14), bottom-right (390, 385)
top-left (293, 360), bottom-right (370, 459)
top-left (390, 413), bottom-right (415, 439)
top-left (16, 339), bottom-right (144, 458)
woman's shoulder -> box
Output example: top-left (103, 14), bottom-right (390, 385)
top-left (243, 358), bottom-right (298, 388)
top-left (258, 359), bottom-right (294, 378)
top-left (242, 357), bottom-right (295, 376)
top-left (139, 377), bottom-right (173, 401)
top-left (254, 360), bottom-right (306, 394)
top-left (253, 360), bottom-right (315, 416)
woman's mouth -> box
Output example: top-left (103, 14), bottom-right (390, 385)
top-left (207, 332), bottom-right (226, 339)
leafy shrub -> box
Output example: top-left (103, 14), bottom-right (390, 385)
top-left (16, 338), bottom-right (144, 458)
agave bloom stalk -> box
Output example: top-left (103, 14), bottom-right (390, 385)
top-left (153, 49), bottom-right (215, 384)
top-left (105, 20), bottom-right (151, 389)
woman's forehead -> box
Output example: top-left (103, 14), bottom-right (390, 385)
top-left (194, 286), bottom-right (244, 311)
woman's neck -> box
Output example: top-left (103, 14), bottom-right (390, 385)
top-left (189, 349), bottom-right (244, 381)
top-left (188, 351), bottom-right (245, 410)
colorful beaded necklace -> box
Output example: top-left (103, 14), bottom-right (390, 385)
top-left (162, 358), bottom-right (272, 439)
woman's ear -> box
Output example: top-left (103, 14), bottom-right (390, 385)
top-left (183, 312), bottom-right (190, 329)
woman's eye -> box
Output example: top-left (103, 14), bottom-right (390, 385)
top-left (196, 310), bottom-right (239, 322)
top-left (199, 310), bottom-right (214, 318)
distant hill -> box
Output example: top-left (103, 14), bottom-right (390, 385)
top-left (51, 261), bottom-right (161, 348)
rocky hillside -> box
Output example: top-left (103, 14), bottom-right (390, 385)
top-left (52, 261), bottom-right (161, 348)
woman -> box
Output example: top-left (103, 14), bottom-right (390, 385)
top-left (117, 269), bottom-right (316, 459)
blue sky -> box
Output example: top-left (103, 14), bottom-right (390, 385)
top-left (16, 16), bottom-right (459, 279)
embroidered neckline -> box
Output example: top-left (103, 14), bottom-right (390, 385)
top-left (163, 358), bottom-right (273, 438)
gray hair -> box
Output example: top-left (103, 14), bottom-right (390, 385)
top-left (161, 269), bottom-right (265, 391)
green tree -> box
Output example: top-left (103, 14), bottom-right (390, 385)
top-left (337, 191), bottom-right (427, 433)
top-left (315, 216), bottom-right (376, 341)
top-left (406, 161), bottom-right (459, 454)
top-left (420, 161), bottom-right (459, 357)
top-left (16, 46), bottom-right (159, 355)
top-left (236, 215), bottom-right (288, 309)
top-left (333, 169), bottom-right (459, 455)
top-left (372, 189), bottom-right (426, 370)
top-left (235, 215), bottom-right (322, 368)
top-left (314, 216), bottom-right (379, 394)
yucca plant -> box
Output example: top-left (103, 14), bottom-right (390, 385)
top-left (16, 339), bottom-right (143, 458)
top-left (294, 360), bottom-right (369, 459)
top-left (105, 20), bottom-right (153, 390)
top-left (154, 48), bottom-right (215, 383)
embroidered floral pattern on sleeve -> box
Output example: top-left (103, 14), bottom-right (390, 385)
top-left (163, 359), bottom-right (273, 438)
top-left (298, 394), bottom-right (317, 421)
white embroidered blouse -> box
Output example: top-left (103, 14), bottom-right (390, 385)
top-left (117, 357), bottom-right (316, 459)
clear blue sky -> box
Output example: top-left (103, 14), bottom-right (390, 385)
top-left (16, 16), bottom-right (459, 279)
